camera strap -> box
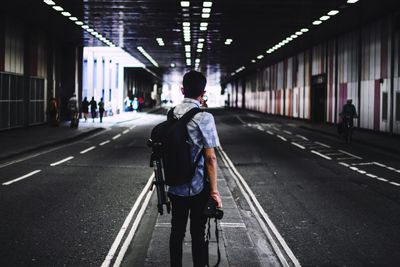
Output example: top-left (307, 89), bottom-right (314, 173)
top-left (205, 218), bottom-right (221, 267)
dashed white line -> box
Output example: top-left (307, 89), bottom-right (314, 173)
top-left (100, 140), bottom-right (110, 146)
top-left (314, 141), bottom-right (331, 148)
top-left (129, 125), bottom-right (137, 130)
top-left (349, 166), bottom-right (359, 171)
top-left (373, 162), bottom-right (386, 167)
top-left (389, 182), bottom-right (400, 187)
top-left (220, 222), bottom-right (246, 228)
top-left (338, 150), bottom-right (362, 159)
top-left (277, 135), bottom-right (287, 141)
top-left (2, 170), bottom-right (42, 186)
top-left (266, 130), bottom-right (274, 135)
top-left (366, 173), bottom-right (377, 178)
top-left (122, 129), bottom-right (130, 134)
top-left (50, 156), bottom-right (74, 166)
top-left (235, 115), bottom-right (246, 124)
top-left (283, 130), bottom-right (293, 135)
top-left (357, 170), bottom-right (367, 174)
top-left (352, 162), bottom-right (374, 166)
top-left (291, 142), bottom-right (306, 150)
top-left (272, 127), bottom-right (281, 131)
top-left (296, 134), bottom-right (308, 140)
top-left (112, 134), bottom-right (122, 140)
top-left (377, 177), bottom-right (389, 182)
top-left (338, 162), bottom-right (350, 167)
top-left (80, 146), bottom-right (96, 154)
top-left (311, 150), bottom-right (332, 160)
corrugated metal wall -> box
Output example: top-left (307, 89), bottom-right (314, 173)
top-left (230, 15), bottom-right (400, 135)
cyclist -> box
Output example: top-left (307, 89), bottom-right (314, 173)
top-left (340, 99), bottom-right (358, 142)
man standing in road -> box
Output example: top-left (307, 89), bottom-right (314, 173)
top-left (340, 99), bottom-right (358, 127)
top-left (89, 97), bottom-right (97, 122)
top-left (168, 70), bottom-right (222, 267)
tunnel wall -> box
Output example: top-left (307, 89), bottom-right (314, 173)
top-left (230, 15), bottom-right (400, 135)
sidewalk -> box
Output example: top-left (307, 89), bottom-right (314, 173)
top-left (0, 109), bottom-right (161, 162)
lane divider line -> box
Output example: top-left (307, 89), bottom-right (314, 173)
top-left (291, 142), bottom-right (306, 150)
top-left (266, 130), bottom-right (274, 135)
top-left (2, 170), bottom-right (42, 186)
top-left (218, 147), bottom-right (301, 267)
top-left (283, 130), bottom-right (293, 135)
top-left (277, 135), bottom-right (287, 141)
top-left (296, 134), bottom-right (308, 140)
top-left (314, 141), bottom-right (331, 148)
top-left (122, 129), bottom-right (130, 135)
top-left (50, 156), bottom-right (74, 166)
top-left (80, 146), bottom-right (96, 154)
top-left (113, 186), bottom-right (154, 267)
top-left (101, 173), bottom-right (154, 267)
top-left (311, 150), bottom-right (332, 160)
top-left (235, 115), bottom-right (246, 124)
top-left (129, 125), bottom-right (137, 130)
top-left (100, 140), bottom-right (111, 146)
top-left (338, 150), bottom-right (362, 160)
top-left (112, 134), bottom-right (122, 140)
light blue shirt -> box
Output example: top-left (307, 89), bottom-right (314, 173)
top-left (167, 98), bottom-right (220, 197)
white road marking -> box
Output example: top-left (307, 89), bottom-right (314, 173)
top-left (349, 166), bottom-right (359, 171)
top-left (389, 182), bottom-right (400, 187)
top-left (283, 130), bottom-right (293, 135)
top-left (311, 150), bottom-right (332, 160)
top-left (80, 146), bottom-right (96, 154)
top-left (266, 130), bottom-right (274, 135)
top-left (338, 162), bottom-right (350, 167)
top-left (2, 170), bottom-right (42, 186)
top-left (296, 134), bottom-right (308, 140)
top-left (272, 127), bottom-right (281, 131)
top-left (314, 141), bottom-right (331, 148)
top-left (373, 162), bottom-right (386, 167)
top-left (337, 157), bottom-right (358, 161)
top-left (235, 115), bottom-right (246, 124)
top-left (352, 162), bottom-right (374, 166)
top-left (122, 129), bottom-right (130, 134)
top-left (112, 134), bottom-right (122, 140)
top-left (220, 222), bottom-right (246, 228)
top-left (102, 174), bottom-right (154, 267)
top-left (291, 142), bottom-right (306, 150)
top-left (129, 125), bottom-right (136, 130)
top-left (277, 135), bottom-right (287, 141)
top-left (357, 170), bottom-right (367, 174)
top-left (377, 177), bottom-right (388, 182)
top-left (366, 173), bottom-right (377, 178)
top-left (218, 147), bottom-right (300, 267)
top-left (100, 140), bottom-right (110, 146)
top-left (50, 156), bottom-right (74, 166)
top-left (338, 150), bottom-right (362, 159)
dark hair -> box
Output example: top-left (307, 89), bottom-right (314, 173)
top-left (182, 71), bottom-right (207, 98)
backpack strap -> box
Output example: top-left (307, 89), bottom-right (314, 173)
top-left (178, 107), bottom-right (203, 124)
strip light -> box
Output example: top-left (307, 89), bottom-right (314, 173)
top-left (137, 46), bottom-right (159, 67)
top-left (42, 0), bottom-right (116, 48)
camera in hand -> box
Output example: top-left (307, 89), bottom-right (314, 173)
top-left (204, 197), bottom-right (223, 220)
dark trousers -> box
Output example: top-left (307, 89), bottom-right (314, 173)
top-left (168, 189), bottom-right (208, 267)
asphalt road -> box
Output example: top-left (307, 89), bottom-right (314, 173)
top-left (1, 108), bottom-right (400, 266)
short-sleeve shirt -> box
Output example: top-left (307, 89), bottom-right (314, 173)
top-left (167, 98), bottom-right (220, 197)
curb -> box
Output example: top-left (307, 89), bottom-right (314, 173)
top-left (0, 128), bottom-right (105, 162)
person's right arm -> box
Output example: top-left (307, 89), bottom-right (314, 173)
top-left (204, 147), bottom-right (222, 208)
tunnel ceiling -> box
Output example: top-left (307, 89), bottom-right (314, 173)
top-left (15, 0), bottom-right (399, 85)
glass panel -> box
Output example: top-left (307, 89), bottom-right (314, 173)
top-left (382, 92), bottom-right (388, 121)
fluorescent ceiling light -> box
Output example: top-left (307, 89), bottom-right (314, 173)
top-left (203, 1), bottom-right (213, 7)
top-left (69, 16), bottom-right (78, 21)
top-left (75, 21), bottom-right (83, 26)
top-left (320, 15), bottom-right (330, 21)
top-left (81, 25), bottom-right (89, 29)
top-left (183, 22), bottom-right (190, 27)
top-left (86, 28), bottom-right (94, 33)
top-left (43, 0), bottom-right (55, 5)
top-left (137, 46), bottom-right (159, 67)
top-left (61, 11), bottom-right (71, 17)
top-left (291, 34), bottom-right (298, 38)
top-left (328, 10), bottom-right (339, 16)
top-left (286, 37), bottom-right (293, 41)
top-left (195, 59), bottom-right (200, 63)
top-left (301, 28), bottom-right (309, 32)
top-left (197, 43), bottom-right (204, 48)
top-left (257, 55), bottom-right (264, 59)
top-left (186, 59), bottom-right (191, 65)
top-left (200, 26), bottom-right (207, 31)
top-left (347, 0), bottom-right (359, 3)
top-left (170, 63), bottom-right (176, 67)
top-left (186, 52), bottom-right (191, 58)
top-left (180, 1), bottom-right (190, 7)
top-left (295, 31), bottom-right (303, 35)
top-left (200, 22), bottom-right (208, 27)
top-left (312, 20), bottom-right (322, 25)
top-left (52, 6), bottom-right (63, 11)
top-left (202, 8), bottom-right (211, 13)
top-left (185, 45), bottom-right (191, 51)
top-left (251, 59), bottom-right (256, 63)
top-left (197, 49), bottom-right (202, 52)
top-left (225, 38), bottom-right (233, 43)
top-left (201, 13), bottom-right (210, 18)
top-left (198, 38), bottom-right (205, 42)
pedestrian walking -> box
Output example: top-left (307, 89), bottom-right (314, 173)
top-left (167, 70), bottom-right (222, 267)
top-left (68, 92), bottom-right (79, 128)
top-left (90, 97), bottom-right (97, 122)
top-left (82, 97), bottom-right (89, 122)
top-left (99, 97), bottom-right (105, 123)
